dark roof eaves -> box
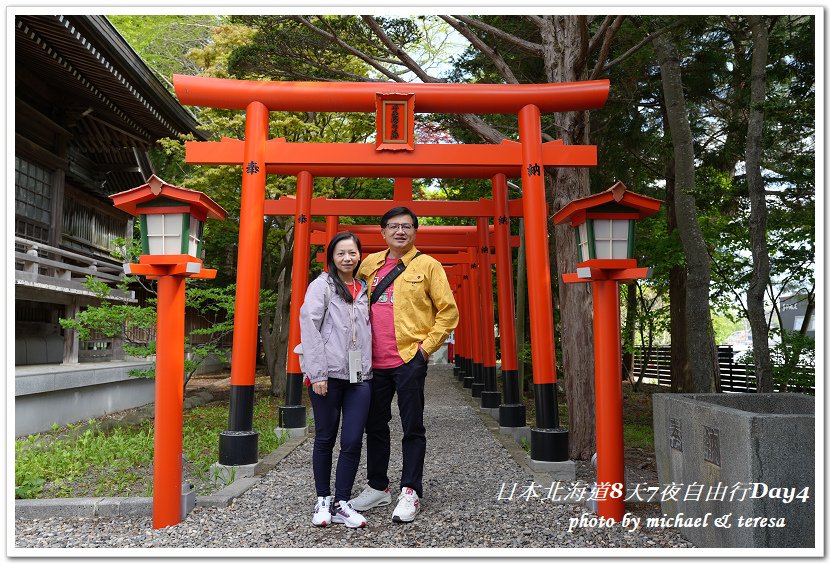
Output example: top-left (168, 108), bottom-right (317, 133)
top-left (66, 15), bottom-right (207, 141)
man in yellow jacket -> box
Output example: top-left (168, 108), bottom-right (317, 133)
top-left (349, 206), bottom-right (459, 523)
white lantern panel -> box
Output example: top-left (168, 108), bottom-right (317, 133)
top-left (188, 215), bottom-right (201, 257)
top-left (148, 236), bottom-right (164, 255)
top-left (595, 240), bottom-right (611, 259)
top-left (164, 213), bottom-right (183, 235)
top-left (145, 213), bottom-right (184, 255)
top-left (612, 219), bottom-right (629, 238)
top-left (593, 219), bottom-right (611, 239)
top-left (146, 214), bottom-right (163, 234)
top-left (588, 218), bottom-right (631, 260)
top-left (612, 240), bottom-right (628, 259)
top-left (578, 222), bottom-right (590, 261)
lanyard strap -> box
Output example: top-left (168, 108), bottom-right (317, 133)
top-left (350, 282), bottom-right (358, 349)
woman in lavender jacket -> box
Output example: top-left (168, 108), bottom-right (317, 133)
top-left (298, 232), bottom-right (372, 529)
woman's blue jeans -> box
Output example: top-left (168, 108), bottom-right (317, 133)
top-left (308, 378), bottom-right (370, 502)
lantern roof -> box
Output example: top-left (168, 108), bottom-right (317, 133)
top-left (552, 181), bottom-right (662, 227)
top-left (110, 175), bottom-right (227, 220)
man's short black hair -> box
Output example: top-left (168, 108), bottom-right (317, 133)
top-left (380, 206), bottom-right (418, 229)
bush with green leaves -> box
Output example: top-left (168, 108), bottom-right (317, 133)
top-left (15, 394), bottom-right (288, 499)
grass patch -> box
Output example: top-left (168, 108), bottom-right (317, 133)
top-left (623, 424), bottom-right (655, 450)
top-left (15, 392), bottom-right (288, 500)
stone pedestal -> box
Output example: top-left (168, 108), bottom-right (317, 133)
top-left (653, 393), bottom-right (815, 548)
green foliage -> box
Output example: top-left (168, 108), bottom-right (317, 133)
top-left (179, 394), bottom-right (287, 486)
top-left (59, 275), bottom-right (156, 341)
top-left (711, 313), bottom-right (743, 345)
top-left (107, 15), bottom-right (224, 88)
top-left (15, 420), bottom-right (154, 499)
top-left (737, 328), bottom-right (815, 393)
top-left (623, 424), bottom-right (655, 450)
top-left (15, 394), bottom-right (288, 499)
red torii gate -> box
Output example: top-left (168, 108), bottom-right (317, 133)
top-left (173, 74), bottom-right (609, 466)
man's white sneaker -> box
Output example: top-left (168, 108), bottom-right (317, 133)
top-left (312, 496), bottom-right (332, 527)
top-left (350, 484), bottom-right (392, 511)
top-left (331, 500), bottom-right (367, 528)
top-left (391, 487), bottom-right (421, 523)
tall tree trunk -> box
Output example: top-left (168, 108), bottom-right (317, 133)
top-left (621, 282), bottom-right (637, 384)
top-left (664, 157), bottom-right (693, 392)
top-left (746, 15), bottom-right (773, 393)
top-left (654, 32), bottom-right (720, 393)
top-left (543, 15), bottom-right (596, 459)
top-left (261, 225), bottom-right (294, 397)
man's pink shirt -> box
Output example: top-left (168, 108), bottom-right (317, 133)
top-left (370, 258), bottom-right (405, 369)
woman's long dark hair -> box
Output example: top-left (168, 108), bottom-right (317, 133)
top-left (326, 232), bottom-right (362, 303)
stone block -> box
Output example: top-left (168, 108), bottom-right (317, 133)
top-left (500, 425), bottom-right (532, 445)
top-left (195, 391), bottom-right (214, 402)
top-left (15, 497), bottom-right (99, 519)
top-left (209, 462), bottom-right (257, 486)
top-left (653, 393), bottom-right (814, 548)
top-left (527, 459), bottom-right (576, 481)
top-left (274, 426), bottom-right (307, 439)
top-left (117, 496), bottom-right (152, 517)
top-left (199, 476), bottom-right (260, 508)
top-left (480, 406), bottom-right (500, 420)
top-left (95, 497), bottom-right (122, 517)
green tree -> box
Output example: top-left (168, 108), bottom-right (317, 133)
top-left (108, 15), bottom-right (223, 89)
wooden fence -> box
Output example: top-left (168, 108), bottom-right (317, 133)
top-left (632, 345), bottom-right (814, 394)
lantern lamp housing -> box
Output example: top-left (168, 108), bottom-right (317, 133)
top-left (552, 181), bottom-right (663, 265)
top-left (109, 175), bottom-right (227, 261)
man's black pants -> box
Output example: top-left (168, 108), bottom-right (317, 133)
top-left (365, 352), bottom-right (428, 498)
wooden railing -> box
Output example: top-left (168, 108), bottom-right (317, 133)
top-left (15, 236), bottom-right (125, 285)
top-left (632, 345), bottom-right (814, 394)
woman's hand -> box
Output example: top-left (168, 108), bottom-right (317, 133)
top-left (312, 380), bottom-right (328, 396)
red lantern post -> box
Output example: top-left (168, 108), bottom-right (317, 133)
top-left (553, 181), bottom-right (662, 520)
top-left (110, 176), bottom-right (227, 529)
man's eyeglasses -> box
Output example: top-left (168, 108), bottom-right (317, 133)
top-left (384, 223), bottom-right (415, 232)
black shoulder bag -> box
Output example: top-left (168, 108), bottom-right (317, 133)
top-left (369, 252), bottom-right (422, 306)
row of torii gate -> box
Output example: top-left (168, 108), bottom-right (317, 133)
top-left (170, 74), bottom-right (641, 521)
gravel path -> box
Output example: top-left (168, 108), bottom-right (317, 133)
top-left (15, 365), bottom-right (693, 550)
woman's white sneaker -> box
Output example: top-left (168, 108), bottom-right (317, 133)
top-left (350, 484), bottom-right (392, 511)
top-left (312, 496), bottom-right (333, 527)
top-left (391, 487), bottom-right (421, 523)
top-left (331, 500), bottom-right (367, 528)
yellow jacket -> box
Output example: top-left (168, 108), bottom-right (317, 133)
top-left (358, 246), bottom-right (459, 363)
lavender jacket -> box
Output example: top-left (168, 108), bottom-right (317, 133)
top-left (297, 272), bottom-right (372, 383)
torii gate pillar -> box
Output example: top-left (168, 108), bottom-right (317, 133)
top-left (492, 174), bottom-right (525, 427)
top-left (518, 105), bottom-right (568, 462)
top-left (477, 217), bottom-right (500, 408)
top-left (278, 172), bottom-right (314, 431)
top-left (219, 102), bottom-right (268, 465)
